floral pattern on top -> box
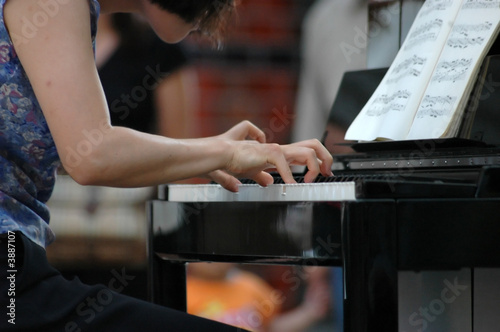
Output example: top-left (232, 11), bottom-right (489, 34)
top-left (0, 0), bottom-right (100, 248)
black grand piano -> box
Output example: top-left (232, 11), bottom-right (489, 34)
top-left (147, 135), bottom-right (500, 331)
top-left (147, 64), bottom-right (500, 332)
top-left (147, 5), bottom-right (500, 331)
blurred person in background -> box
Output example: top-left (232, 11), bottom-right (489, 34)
top-left (96, 12), bottom-right (198, 139)
top-left (292, 0), bottom-right (368, 149)
top-left (187, 262), bottom-right (330, 332)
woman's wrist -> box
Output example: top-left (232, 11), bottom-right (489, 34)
top-left (193, 137), bottom-right (236, 175)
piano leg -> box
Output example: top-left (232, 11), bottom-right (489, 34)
top-left (342, 200), bottom-right (399, 332)
top-left (147, 253), bottom-right (187, 311)
top-left (147, 200), bottom-right (187, 311)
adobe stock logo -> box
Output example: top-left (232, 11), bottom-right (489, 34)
top-left (406, 277), bottom-right (468, 332)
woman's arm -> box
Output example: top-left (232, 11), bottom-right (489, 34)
top-left (5, 0), bottom-right (332, 192)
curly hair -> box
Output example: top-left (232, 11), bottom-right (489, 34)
top-left (148, 0), bottom-right (235, 45)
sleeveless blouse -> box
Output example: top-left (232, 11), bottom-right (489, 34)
top-left (0, 0), bottom-right (100, 248)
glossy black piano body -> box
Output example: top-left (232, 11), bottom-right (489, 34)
top-left (147, 139), bottom-right (500, 332)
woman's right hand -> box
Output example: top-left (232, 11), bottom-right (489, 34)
top-left (208, 122), bottom-right (334, 192)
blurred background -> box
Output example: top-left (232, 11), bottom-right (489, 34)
top-left (184, 0), bottom-right (313, 143)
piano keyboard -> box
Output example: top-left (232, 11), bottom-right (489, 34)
top-left (164, 182), bottom-right (357, 202)
top-left (160, 170), bottom-right (479, 202)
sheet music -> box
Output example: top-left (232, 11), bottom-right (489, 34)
top-left (407, 0), bottom-right (500, 139)
top-left (345, 0), bottom-right (500, 141)
top-left (345, 0), bottom-right (463, 141)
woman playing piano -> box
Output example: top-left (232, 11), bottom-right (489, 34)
top-left (0, 0), bottom-right (333, 330)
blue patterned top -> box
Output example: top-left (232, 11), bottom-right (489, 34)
top-left (0, 0), bottom-right (100, 248)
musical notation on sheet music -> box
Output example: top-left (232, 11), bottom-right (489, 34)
top-left (387, 55), bottom-right (427, 84)
top-left (431, 58), bottom-right (472, 82)
top-left (347, 0), bottom-right (500, 140)
top-left (418, 0), bottom-right (454, 18)
top-left (415, 95), bottom-right (457, 118)
top-left (404, 19), bottom-right (443, 51)
top-left (447, 22), bottom-right (492, 49)
top-left (365, 90), bottom-right (411, 116)
top-left (462, 0), bottom-right (500, 10)
top-left (451, 22), bottom-right (493, 37)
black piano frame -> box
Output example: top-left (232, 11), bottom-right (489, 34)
top-left (147, 196), bottom-right (500, 332)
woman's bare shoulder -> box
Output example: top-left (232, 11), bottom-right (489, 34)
top-left (4, 0), bottom-right (93, 49)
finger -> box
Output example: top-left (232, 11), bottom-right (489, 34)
top-left (241, 120), bottom-right (266, 143)
top-left (225, 120), bottom-right (266, 143)
top-left (289, 139), bottom-right (334, 176)
top-left (295, 140), bottom-right (333, 176)
top-left (266, 145), bottom-right (296, 184)
top-left (251, 171), bottom-right (274, 187)
top-left (284, 147), bottom-right (322, 183)
top-left (209, 170), bottom-right (241, 192)
top-left (303, 160), bottom-right (321, 183)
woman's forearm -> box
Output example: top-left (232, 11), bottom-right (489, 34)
top-left (65, 126), bottom-right (232, 188)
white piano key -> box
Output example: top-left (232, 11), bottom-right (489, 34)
top-left (166, 182), bottom-right (357, 202)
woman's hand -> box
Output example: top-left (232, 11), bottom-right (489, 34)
top-left (280, 139), bottom-right (335, 182)
top-left (208, 121), bottom-right (334, 192)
